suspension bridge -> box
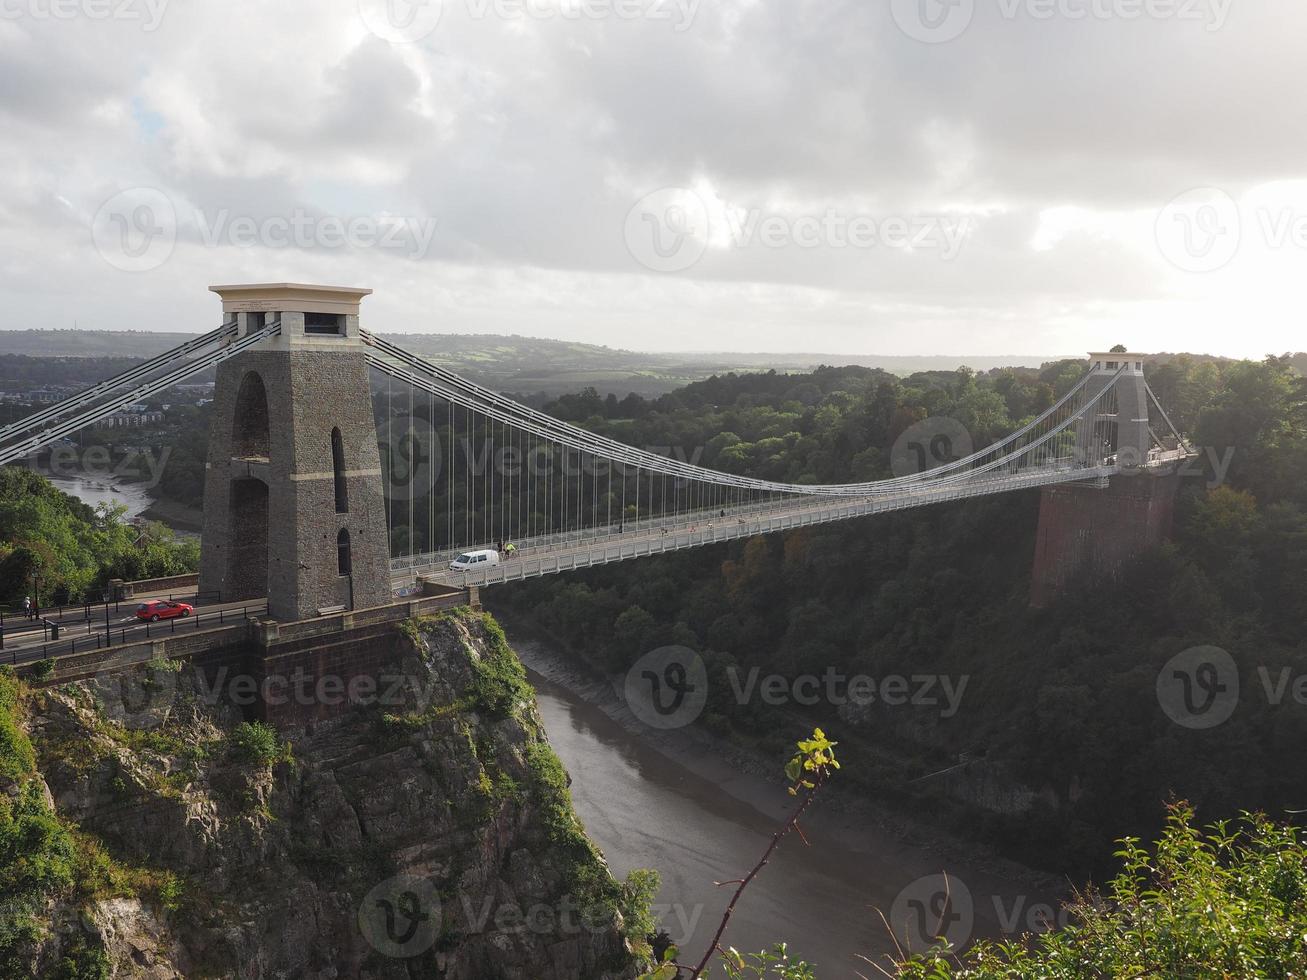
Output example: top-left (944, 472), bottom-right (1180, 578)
top-left (1, 283), bottom-right (1192, 666)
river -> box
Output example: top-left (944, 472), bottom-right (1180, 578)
top-left (511, 631), bottom-right (1052, 980)
top-left (42, 471), bottom-right (157, 518)
top-left (41, 471), bottom-right (198, 536)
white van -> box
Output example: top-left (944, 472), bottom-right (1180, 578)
top-left (450, 549), bottom-right (500, 571)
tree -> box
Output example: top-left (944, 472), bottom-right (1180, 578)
top-left (0, 469), bottom-right (197, 602)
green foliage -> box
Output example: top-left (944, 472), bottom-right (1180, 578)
top-left (525, 739), bottom-right (622, 915)
top-left (784, 728), bottom-right (839, 795)
top-left (894, 806), bottom-right (1307, 979)
top-left (0, 468), bottom-right (197, 604)
top-left (49, 935), bottom-right (110, 980)
top-left (398, 612), bottom-right (451, 647)
top-left (0, 671), bottom-right (35, 783)
top-left (154, 871), bottom-right (184, 913)
top-left (227, 721), bottom-right (289, 768)
top-left (719, 945), bottom-right (817, 980)
top-left (466, 613), bottom-right (533, 718)
top-left (618, 868), bottom-right (662, 950)
top-left (28, 659), bottom-right (55, 683)
top-left (642, 944), bottom-right (817, 980)
top-left (0, 781), bottom-right (77, 971)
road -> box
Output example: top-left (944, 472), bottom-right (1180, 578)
top-left (1, 593), bottom-right (268, 665)
top-left (393, 458), bottom-right (1138, 590)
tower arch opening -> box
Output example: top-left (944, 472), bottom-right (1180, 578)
top-left (232, 372), bottom-right (271, 458)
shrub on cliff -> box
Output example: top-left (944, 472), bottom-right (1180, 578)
top-left (228, 721), bottom-right (289, 768)
top-left (467, 613), bottom-right (534, 717)
top-left (0, 667), bottom-right (78, 972)
top-left (890, 805), bottom-right (1307, 979)
top-left (0, 668), bottom-right (35, 782)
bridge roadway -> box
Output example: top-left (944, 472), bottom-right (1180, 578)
top-left (394, 455), bottom-right (1188, 591)
top-left (5, 453), bottom-right (1189, 665)
top-left (2, 593), bottom-right (269, 666)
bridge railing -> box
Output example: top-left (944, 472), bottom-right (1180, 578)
top-left (6, 602), bottom-right (268, 667)
top-left (389, 494), bottom-right (797, 575)
top-left (16, 584), bottom-right (475, 685)
top-left (395, 452), bottom-right (1116, 582)
top-left (0, 590), bottom-right (225, 651)
top-left (421, 461), bottom-right (1125, 588)
top-left (390, 450), bottom-right (1121, 580)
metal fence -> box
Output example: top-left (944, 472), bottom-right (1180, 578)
top-left (5, 601), bottom-right (267, 666)
top-left (0, 591), bottom-right (222, 651)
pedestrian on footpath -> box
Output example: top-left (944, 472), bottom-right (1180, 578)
top-left (21, 596), bottom-right (31, 619)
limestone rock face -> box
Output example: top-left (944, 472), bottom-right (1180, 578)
top-left (23, 611), bottom-right (640, 980)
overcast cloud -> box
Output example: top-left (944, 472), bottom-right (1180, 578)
top-left (0, 0), bottom-right (1302, 357)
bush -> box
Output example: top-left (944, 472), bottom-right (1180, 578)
top-left (50, 934), bottom-right (110, 980)
top-left (0, 670), bottom-right (34, 783)
top-left (467, 614), bottom-right (532, 718)
top-left (28, 659), bottom-right (55, 683)
top-left (894, 806), bottom-right (1307, 979)
top-left (0, 782), bottom-right (78, 970)
top-left (228, 722), bottom-right (287, 767)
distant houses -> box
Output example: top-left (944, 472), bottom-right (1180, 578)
top-left (96, 410), bottom-right (165, 429)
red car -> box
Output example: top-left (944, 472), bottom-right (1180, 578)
top-left (135, 600), bottom-right (193, 622)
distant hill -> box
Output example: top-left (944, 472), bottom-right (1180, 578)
top-left (0, 328), bottom-right (1077, 397)
top-left (0, 330), bottom-right (198, 358)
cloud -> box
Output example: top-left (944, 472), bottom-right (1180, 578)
top-left (0, 0), bottom-right (1303, 357)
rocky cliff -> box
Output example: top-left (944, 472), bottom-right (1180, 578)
top-left (0, 609), bottom-right (646, 979)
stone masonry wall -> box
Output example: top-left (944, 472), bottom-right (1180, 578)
top-left (1030, 470), bottom-right (1180, 607)
top-left (200, 347), bottom-right (391, 620)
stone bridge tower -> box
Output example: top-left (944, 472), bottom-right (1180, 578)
top-left (199, 284), bottom-right (391, 621)
top-left (1032, 350), bottom-right (1178, 607)
top-left (1074, 351), bottom-right (1152, 469)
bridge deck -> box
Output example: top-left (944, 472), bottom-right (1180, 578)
top-left (395, 459), bottom-right (1193, 590)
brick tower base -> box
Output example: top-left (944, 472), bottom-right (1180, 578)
top-left (1030, 472), bottom-right (1181, 608)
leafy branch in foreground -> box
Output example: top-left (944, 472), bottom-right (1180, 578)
top-left (640, 728), bottom-right (838, 980)
top-left (880, 803), bottom-right (1307, 979)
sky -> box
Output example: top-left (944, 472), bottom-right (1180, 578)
top-left (0, 0), bottom-right (1303, 357)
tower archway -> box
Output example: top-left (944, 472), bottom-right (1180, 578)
top-left (233, 371), bottom-right (271, 458)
